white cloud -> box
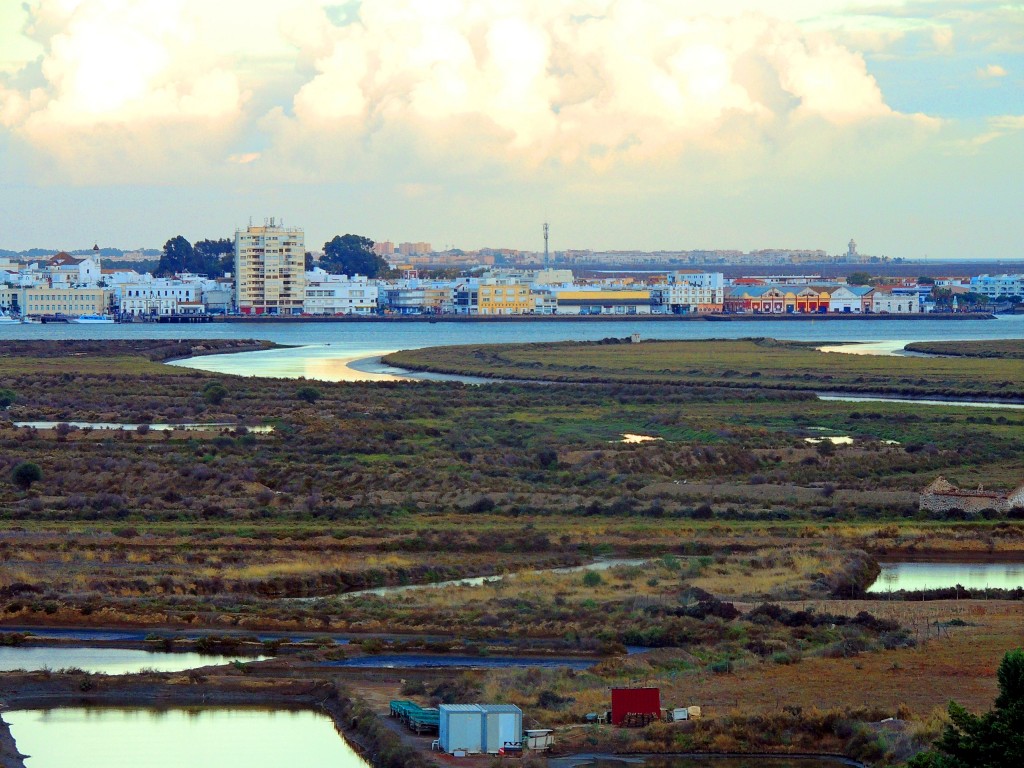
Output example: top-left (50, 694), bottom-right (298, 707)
top-left (1, 0), bottom-right (251, 182)
top-left (0, 0), bottom-right (938, 190)
top-left (262, 1), bottom-right (926, 184)
top-left (977, 64), bottom-right (1008, 78)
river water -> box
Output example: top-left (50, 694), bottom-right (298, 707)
top-left (4, 314), bottom-right (1021, 383)
top-left (0, 647), bottom-right (265, 675)
top-left (4, 708), bottom-right (368, 768)
top-left (1, 315), bottom-right (1020, 348)
top-left (868, 561), bottom-right (1024, 593)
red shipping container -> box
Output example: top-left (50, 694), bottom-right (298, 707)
top-left (611, 688), bottom-right (661, 726)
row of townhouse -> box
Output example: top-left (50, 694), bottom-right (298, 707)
top-left (724, 284), bottom-right (922, 314)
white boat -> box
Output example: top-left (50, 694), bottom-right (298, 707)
top-left (0, 312), bottom-right (17, 323)
top-left (68, 314), bottom-right (116, 324)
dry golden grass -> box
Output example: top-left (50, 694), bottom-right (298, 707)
top-left (657, 600), bottom-right (1024, 718)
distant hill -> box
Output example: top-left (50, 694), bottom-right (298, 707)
top-left (0, 247), bottom-right (161, 259)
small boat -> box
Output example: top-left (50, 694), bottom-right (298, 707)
top-left (0, 312), bottom-right (17, 324)
top-left (68, 314), bottom-right (116, 324)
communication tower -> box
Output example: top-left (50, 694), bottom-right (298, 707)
top-left (543, 221), bottom-right (549, 263)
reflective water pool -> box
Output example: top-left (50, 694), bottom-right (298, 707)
top-left (327, 653), bottom-right (595, 670)
top-left (335, 558), bottom-right (648, 600)
top-left (868, 561), bottom-right (1024, 592)
top-left (12, 420), bottom-right (273, 432)
top-left (0, 647), bottom-right (265, 675)
top-left (5, 708), bottom-right (368, 768)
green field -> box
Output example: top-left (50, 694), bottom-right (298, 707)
top-left (384, 338), bottom-right (1024, 399)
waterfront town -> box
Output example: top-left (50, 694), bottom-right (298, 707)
top-left (0, 222), bottom-right (1021, 322)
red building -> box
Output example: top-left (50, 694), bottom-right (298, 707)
top-left (611, 688), bottom-right (661, 726)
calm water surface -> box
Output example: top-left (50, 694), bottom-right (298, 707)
top-left (327, 653), bottom-right (595, 670)
top-left (5, 708), bottom-right (368, 768)
top-left (1, 315), bottom-right (1020, 348)
top-left (0, 647), bottom-right (265, 674)
top-left (4, 315), bottom-right (1021, 382)
top-left (868, 561), bottom-right (1024, 592)
top-left (332, 557), bottom-right (648, 600)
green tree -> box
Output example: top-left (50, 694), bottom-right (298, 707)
top-left (156, 236), bottom-right (195, 276)
top-left (156, 236), bottom-right (233, 277)
top-left (910, 648), bottom-right (1024, 767)
top-left (296, 386), bottom-right (321, 404)
top-left (202, 382), bottom-right (228, 406)
top-left (321, 235), bottom-right (386, 277)
top-left (846, 271), bottom-right (873, 286)
top-left (10, 462), bottom-right (42, 490)
top-left (193, 238), bottom-right (234, 277)
top-left (0, 388), bottom-right (15, 408)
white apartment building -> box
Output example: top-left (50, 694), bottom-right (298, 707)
top-left (970, 274), bottom-right (1024, 300)
top-left (117, 274), bottom-right (211, 317)
top-left (653, 271), bottom-right (724, 313)
top-left (235, 219), bottom-right (306, 315)
top-left (871, 291), bottom-right (921, 314)
top-left (303, 269), bottom-right (378, 315)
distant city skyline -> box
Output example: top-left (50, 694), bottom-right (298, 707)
top-left (1, 1), bottom-right (1021, 258)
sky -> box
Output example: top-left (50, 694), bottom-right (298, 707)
top-left (0, 0), bottom-right (1021, 258)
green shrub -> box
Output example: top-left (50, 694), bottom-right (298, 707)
top-left (10, 462), bottom-right (42, 490)
top-left (296, 386), bottom-right (321, 404)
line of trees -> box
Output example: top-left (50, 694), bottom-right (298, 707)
top-left (319, 234), bottom-right (388, 278)
top-left (156, 236), bottom-right (234, 278)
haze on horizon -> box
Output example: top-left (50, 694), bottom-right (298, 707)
top-left (0, 0), bottom-right (1021, 259)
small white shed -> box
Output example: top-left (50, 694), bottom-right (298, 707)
top-left (439, 704), bottom-right (484, 754)
top-left (480, 704), bottom-right (523, 753)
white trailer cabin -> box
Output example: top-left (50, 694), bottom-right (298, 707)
top-left (480, 705), bottom-right (523, 753)
top-left (439, 704), bottom-right (484, 754)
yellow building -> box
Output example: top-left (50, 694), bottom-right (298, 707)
top-left (477, 281), bottom-right (533, 315)
top-left (12, 287), bottom-right (111, 317)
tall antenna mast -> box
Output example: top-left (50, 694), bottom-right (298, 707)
top-left (543, 221), bottom-right (549, 264)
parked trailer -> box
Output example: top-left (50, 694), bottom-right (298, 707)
top-left (438, 704), bottom-right (525, 755)
top-left (388, 700), bottom-right (439, 734)
top-left (439, 704), bottom-right (484, 754)
top-left (480, 704), bottom-right (522, 754)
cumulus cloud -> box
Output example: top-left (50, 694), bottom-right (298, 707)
top-left (977, 64), bottom-right (1008, 78)
top-left (1, 0), bottom-right (250, 182)
top-left (262, 0), bottom-right (926, 184)
top-left (1, 0), bottom-right (935, 187)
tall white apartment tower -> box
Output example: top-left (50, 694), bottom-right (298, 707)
top-left (235, 218), bottom-right (306, 315)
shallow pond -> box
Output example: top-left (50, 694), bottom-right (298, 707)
top-left (12, 420), bottom-right (273, 432)
top-left (327, 653), bottom-right (594, 670)
top-left (4, 708), bottom-right (368, 768)
top-left (0, 647), bottom-right (265, 675)
top-left (335, 558), bottom-right (648, 600)
top-left (817, 394), bottom-right (1024, 410)
top-left (868, 561), bottom-right (1024, 593)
